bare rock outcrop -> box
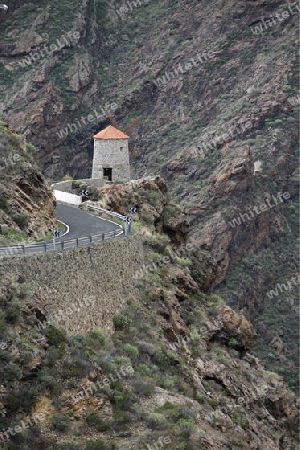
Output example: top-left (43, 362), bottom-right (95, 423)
top-left (0, 122), bottom-right (55, 237)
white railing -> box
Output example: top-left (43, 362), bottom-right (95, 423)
top-left (87, 204), bottom-right (127, 221)
top-left (86, 204), bottom-right (132, 235)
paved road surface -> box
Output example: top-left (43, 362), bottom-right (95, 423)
top-left (56, 203), bottom-right (119, 239)
top-left (0, 203), bottom-right (122, 256)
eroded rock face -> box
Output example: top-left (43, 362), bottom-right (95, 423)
top-left (89, 175), bottom-right (189, 244)
top-left (186, 144), bottom-right (255, 286)
top-left (217, 305), bottom-right (257, 354)
top-left (0, 0), bottom-right (95, 180)
top-left (210, 145), bottom-right (254, 197)
top-left (0, 123), bottom-right (55, 237)
top-left (0, 215), bottom-right (297, 449)
top-left (134, 218), bottom-right (298, 450)
top-left (66, 53), bottom-right (93, 93)
top-left (0, 0), bottom-right (298, 403)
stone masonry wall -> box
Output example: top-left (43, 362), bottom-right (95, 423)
top-left (0, 236), bottom-right (144, 334)
top-left (92, 139), bottom-right (131, 182)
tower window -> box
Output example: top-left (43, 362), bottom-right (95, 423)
top-left (120, 147), bottom-right (123, 151)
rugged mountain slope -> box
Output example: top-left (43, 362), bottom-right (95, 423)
top-left (0, 179), bottom-right (298, 449)
top-left (0, 121), bottom-right (55, 242)
top-left (0, 0), bottom-right (298, 386)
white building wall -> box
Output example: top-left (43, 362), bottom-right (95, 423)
top-left (53, 190), bottom-right (82, 205)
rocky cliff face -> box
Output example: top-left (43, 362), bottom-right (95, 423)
top-left (0, 0), bottom-right (298, 385)
top-left (88, 176), bottom-right (190, 243)
top-left (0, 180), bottom-right (298, 448)
top-left (0, 121), bottom-right (55, 240)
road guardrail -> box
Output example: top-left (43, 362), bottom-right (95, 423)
top-left (0, 226), bottom-right (124, 258)
top-left (0, 205), bottom-right (132, 258)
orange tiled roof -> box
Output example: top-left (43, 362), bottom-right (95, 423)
top-left (93, 125), bottom-right (129, 140)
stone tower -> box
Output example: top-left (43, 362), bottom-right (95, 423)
top-left (92, 125), bottom-right (131, 182)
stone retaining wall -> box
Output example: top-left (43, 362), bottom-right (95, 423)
top-left (0, 236), bottom-right (144, 334)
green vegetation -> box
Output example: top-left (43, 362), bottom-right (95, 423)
top-left (52, 413), bottom-right (71, 432)
top-left (113, 314), bottom-right (132, 331)
top-left (0, 0), bottom-right (298, 448)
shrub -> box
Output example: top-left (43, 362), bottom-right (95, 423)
top-left (4, 362), bottom-right (22, 382)
top-left (61, 359), bottom-right (86, 379)
top-left (112, 410), bottom-right (131, 425)
top-left (12, 213), bottom-right (29, 230)
top-left (113, 356), bottom-right (132, 371)
top-left (38, 374), bottom-right (62, 396)
top-left (45, 325), bottom-right (66, 348)
top-left (113, 315), bottom-right (132, 331)
top-left (149, 251), bottom-right (163, 262)
top-left (0, 348), bottom-right (10, 363)
top-left (5, 389), bottom-right (37, 414)
top-left (207, 294), bottom-right (224, 306)
top-left (86, 329), bottom-right (105, 350)
top-left (44, 347), bottom-right (65, 366)
top-left (50, 443), bottom-right (81, 450)
top-left (18, 283), bottom-right (30, 299)
top-left (52, 413), bottom-right (70, 431)
top-left (4, 307), bottom-right (20, 324)
top-left (178, 406), bottom-right (197, 421)
top-left (86, 440), bottom-right (117, 450)
top-left (143, 214), bottom-right (153, 225)
top-left (159, 375), bottom-right (177, 389)
top-left (111, 388), bottom-right (135, 411)
top-left (153, 349), bottom-right (178, 370)
top-left (147, 272), bottom-right (161, 284)
top-left (148, 234), bottom-right (171, 252)
top-left (137, 341), bottom-right (157, 356)
top-left (0, 444), bottom-right (9, 450)
top-left (164, 204), bottom-right (177, 218)
top-left (145, 413), bottom-right (169, 430)
top-left (0, 416), bottom-right (10, 434)
top-left (216, 353), bottom-right (231, 366)
top-left (176, 258), bottom-right (192, 267)
top-left (0, 196), bottom-right (8, 212)
top-left (137, 363), bottom-right (153, 377)
top-left (208, 398), bottom-right (219, 407)
top-left (178, 418), bottom-right (196, 438)
top-left (146, 191), bottom-right (160, 203)
top-left (132, 376), bottom-right (156, 397)
top-left (72, 180), bottom-right (83, 189)
top-left (86, 412), bottom-right (111, 431)
top-left (123, 343), bottom-right (139, 358)
top-left (228, 337), bottom-right (239, 349)
top-left (196, 392), bottom-right (207, 403)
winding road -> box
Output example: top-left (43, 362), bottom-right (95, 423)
top-left (0, 203), bottom-right (123, 257)
top-left (55, 203), bottom-right (120, 239)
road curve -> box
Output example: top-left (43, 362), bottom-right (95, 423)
top-left (55, 203), bottom-right (120, 239)
top-left (0, 203), bottom-right (123, 257)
